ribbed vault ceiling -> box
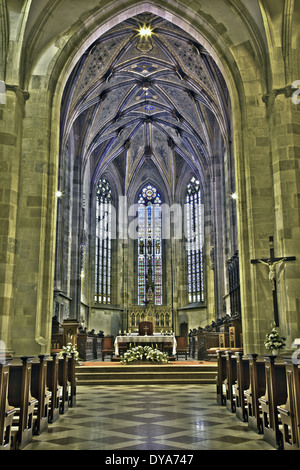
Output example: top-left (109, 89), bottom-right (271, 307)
top-left (60, 13), bottom-right (231, 194)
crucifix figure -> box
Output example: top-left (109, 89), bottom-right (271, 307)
top-left (142, 325), bottom-right (149, 336)
top-left (251, 236), bottom-right (296, 326)
top-left (258, 258), bottom-right (286, 291)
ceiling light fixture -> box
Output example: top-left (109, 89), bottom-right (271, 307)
top-left (139, 25), bottom-right (152, 37)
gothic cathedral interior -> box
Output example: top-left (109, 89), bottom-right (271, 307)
top-left (0, 1), bottom-right (299, 358)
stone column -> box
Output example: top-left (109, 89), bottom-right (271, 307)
top-left (231, 52), bottom-right (275, 354)
top-left (10, 79), bottom-right (58, 356)
top-left (267, 92), bottom-right (300, 347)
top-left (0, 85), bottom-right (28, 353)
top-left (69, 153), bottom-right (82, 320)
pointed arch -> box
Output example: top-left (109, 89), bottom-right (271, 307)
top-left (185, 176), bottom-right (204, 303)
top-left (94, 176), bottom-right (113, 304)
top-left (137, 183), bottom-right (163, 306)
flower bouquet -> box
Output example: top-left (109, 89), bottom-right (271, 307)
top-left (264, 328), bottom-right (286, 354)
top-left (121, 345), bottom-right (169, 364)
top-left (59, 342), bottom-right (80, 361)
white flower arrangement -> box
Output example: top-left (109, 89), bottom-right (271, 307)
top-left (121, 345), bottom-right (169, 364)
top-left (264, 328), bottom-right (286, 352)
top-left (60, 342), bottom-right (79, 360)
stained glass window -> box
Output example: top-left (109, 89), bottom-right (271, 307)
top-left (186, 177), bottom-right (204, 303)
top-left (95, 177), bottom-right (112, 304)
top-left (137, 185), bottom-right (162, 305)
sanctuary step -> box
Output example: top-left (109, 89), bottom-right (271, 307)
top-left (75, 363), bottom-right (217, 385)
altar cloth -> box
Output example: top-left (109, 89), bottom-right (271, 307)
top-left (114, 335), bottom-right (177, 355)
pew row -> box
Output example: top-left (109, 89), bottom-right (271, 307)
top-left (277, 357), bottom-right (300, 450)
top-left (31, 355), bottom-right (51, 435)
top-left (215, 349), bottom-right (243, 409)
top-left (58, 353), bottom-right (70, 414)
top-left (244, 354), bottom-right (266, 434)
top-left (8, 356), bottom-right (38, 450)
top-left (234, 352), bottom-right (250, 422)
top-left (258, 356), bottom-right (287, 449)
top-left (215, 350), bottom-right (300, 450)
top-left (224, 351), bottom-right (237, 413)
top-left (216, 351), bottom-right (227, 406)
top-left (0, 360), bottom-right (16, 450)
top-left (46, 354), bottom-right (62, 424)
top-left (0, 353), bottom-right (77, 450)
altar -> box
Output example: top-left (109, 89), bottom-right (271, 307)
top-left (128, 305), bottom-right (173, 334)
top-left (114, 334), bottom-right (177, 356)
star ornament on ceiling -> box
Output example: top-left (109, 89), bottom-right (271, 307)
top-left (138, 24), bottom-right (153, 37)
top-left (136, 23), bottom-right (154, 53)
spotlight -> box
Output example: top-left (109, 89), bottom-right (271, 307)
top-left (139, 25), bottom-right (152, 37)
top-left (230, 192), bottom-right (238, 200)
top-left (56, 190), bottom-right (63, 198)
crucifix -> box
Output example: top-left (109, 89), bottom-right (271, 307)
top-left (143, 325), bottom-right (149, 336)
top-left (251, 236), bottom-right (296, 326)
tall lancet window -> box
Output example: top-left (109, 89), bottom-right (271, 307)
top-left (186, 177), bottom-right (204, 303)
top-left (95, 177), bottom-right (112, 304)
top-left (138, 185), bottom-right (162, 306)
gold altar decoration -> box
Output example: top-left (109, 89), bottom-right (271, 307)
top-left (128, 305), bottom-right (172, 333)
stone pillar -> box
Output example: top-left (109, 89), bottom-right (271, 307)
top-left (267, 92), bottom-right (300, 347)
top-left (10, 79), bottom-right (58, 356)
top-left (0, 85), bottom-right (28, 353)
top-left (252, 0), bottom-right (300, 353)
top-left (69, 153), bottom-right (82, 320)
top-left (231, 51), bottom-right (275, 354)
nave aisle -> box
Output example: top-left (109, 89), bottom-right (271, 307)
top-left (24, 384), bottom-right (274, 451)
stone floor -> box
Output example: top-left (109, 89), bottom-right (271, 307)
top-left (23, 384), bottom-right (275, 451)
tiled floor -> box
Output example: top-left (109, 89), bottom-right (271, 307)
top-left (24, 384), bottom-right (274, 451)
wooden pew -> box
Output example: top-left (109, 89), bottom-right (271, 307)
top-left (234, 352), bottom-right (250, 422)
top-left (200, 332), bottom-right (228, 361)
top-left (216, 350), bottom-right (227, 405)
top-left (259, 355), bottom-right (287, 449)
top-left (57, 353), bottom-right (70, 414)
top-left (189, 334), bottom-right (196, 358)
top-left (244, 354), bottom-right (266, 434)
top-left (224, 351), bottom-right (237, 413)
top-left (277, 357), bottom-right (300, 450)
top-left (95, 335), bottom-right (103, 360)
top-left (8, 356), bottom-right (38, 450)
top-left (68, 352), bottom-right (77, 407)
top-left (77, 333), bottom-right (95, 361)
top-left (31, 355), bottom-right (51, 435)
top-left (46, 353), bottom-right (62, 423)
top-left (51, 333), bottom-right (63, 352)
top-left (0, 360), bottom-right (16, 450)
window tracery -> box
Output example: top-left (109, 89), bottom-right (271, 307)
top-left (95, 177), bottom-right (112, 304)
top-left (137, 185), bottom-right (162, 305)
top-left (186, 177), bottom-right (204, 303)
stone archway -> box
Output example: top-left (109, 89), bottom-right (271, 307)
top-left (3, 1), bottom-right (291, 356)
